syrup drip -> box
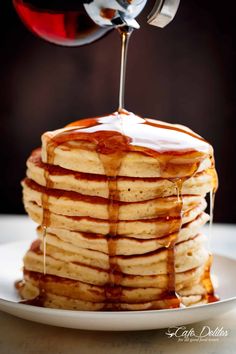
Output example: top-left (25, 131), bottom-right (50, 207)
top-left (209, 189), bottom-right (215, 248)
top-left (99, 134), bottom-right (131, 303)
top-left (208, 166), bottom-right (218, 249)
top-left (40, 168), bottom-right (53, 276)
top-left (163, 180), bottom-right (184, 308)
top-left (42, 226), bottom-right (47, 275)
top-left (103, 27), bottom-right (131, 303)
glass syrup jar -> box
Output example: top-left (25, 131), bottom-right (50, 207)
top-left (13, 0), bottom-right (180, 46)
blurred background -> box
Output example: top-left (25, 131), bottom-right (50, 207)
top-left (0, 1), bottom-right (235, 222)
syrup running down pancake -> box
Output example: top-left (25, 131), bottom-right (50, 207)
top-left (18, 111), bottom-right (218, 310)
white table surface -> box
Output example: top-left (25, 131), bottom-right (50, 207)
top-left (0, 215), bottom-right (235, 354)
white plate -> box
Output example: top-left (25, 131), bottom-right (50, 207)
top-left (0, 240), bottom-right (235, 331)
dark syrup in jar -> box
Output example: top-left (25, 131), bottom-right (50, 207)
top-left (13, 0), bottom-right (111, 46)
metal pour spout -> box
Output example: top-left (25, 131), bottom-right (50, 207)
top-left (83, 0), bottom-right (180, 30)
top-left (84, 0), bottom-right (148, 30)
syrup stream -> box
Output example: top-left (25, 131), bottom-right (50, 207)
top-left (118, 27), bottom-right (133, 112)
top-left (42, 226), bottom-right (47, 275)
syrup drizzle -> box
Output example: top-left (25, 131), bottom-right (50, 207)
top-left (202, 254), bottom-right (219, 303)
top-left (209, 190), bottom-right (214, 248)
top-left (118, 27), bottom-right (133, 112)
top-left (161, 179), bottom-right (184, 308)
top-left (105, 27), bottom-right (131, 303)
top-left (168, 180), bottom-right (184, 306)
top-left (42, 226), bottom-right (47, 275)
top-left (41, 168), bottom-right (53, 275)
top-left (208, 166), bottom-right (218, 249)
top-left (97, 141), bottom-right (127, 302)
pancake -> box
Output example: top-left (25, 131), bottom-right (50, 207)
top-left (19, 265), bottom-right (209, 310)
top-left (21, 266), bottom-right (207, 303)
top-left (19, 284), bottom-right (207, 310)
top-left (23, 198), bottom-right (207, 236)
top-left (22, 177), bottom-right (205, 220)
top-left (19, 111), bottom-right (218, 310)
top-left (35, 212), bottom-right (209, 256)
top-left (41, 113), bottom-right (213, 178)
top-left (41, 138), bottom-right (212, 179)
top-left (24, 233), bottom-right (208, 277)
top-left (27, 149), bottom-right (215, 202)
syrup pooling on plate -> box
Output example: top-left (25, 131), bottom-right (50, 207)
top-left (40, 110), bottom-right (216, 308)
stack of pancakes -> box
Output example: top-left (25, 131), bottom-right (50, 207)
top-left (19, 112), bottom-right (218, 310)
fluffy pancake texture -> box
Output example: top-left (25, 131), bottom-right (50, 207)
top-left (19, 112), bottom-right (218, 310)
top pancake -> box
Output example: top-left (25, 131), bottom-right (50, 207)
top-left (41, 112), bottom-right (214, 178)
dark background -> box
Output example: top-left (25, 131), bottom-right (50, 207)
top-left (0, 1), bottom-right (235, 222)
